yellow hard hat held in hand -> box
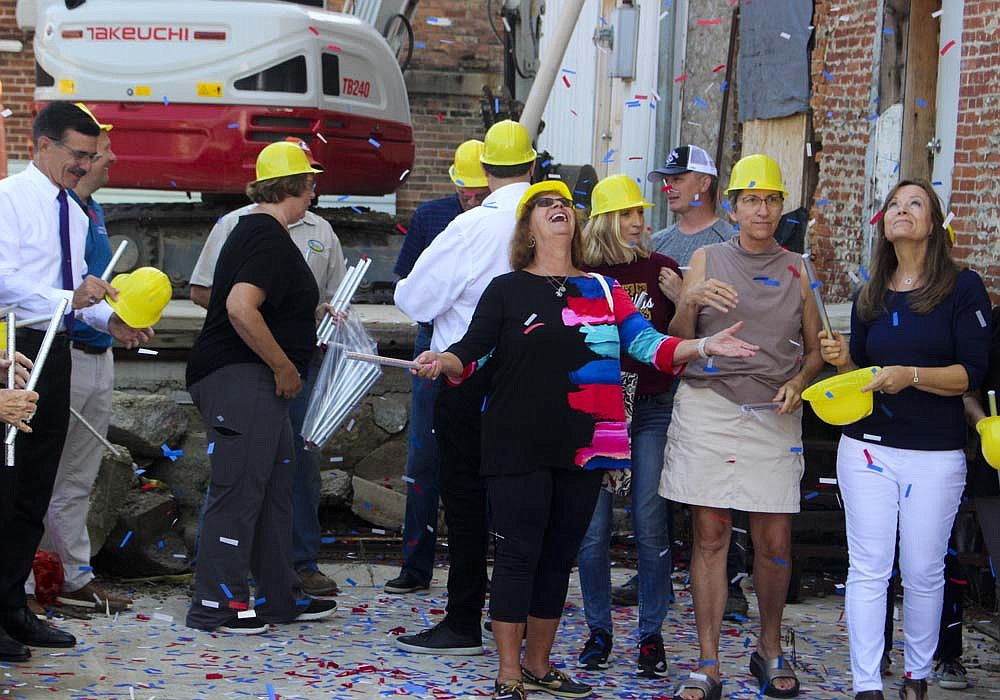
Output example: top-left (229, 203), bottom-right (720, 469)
top-left (106, 267), bottom-right (172, 328)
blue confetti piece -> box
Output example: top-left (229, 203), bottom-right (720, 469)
top-left (220, 583), bottom-right (233, 599)
top-left (867, 464), bottom-right (884, 473)
top-left (414, 41), bottom-right (426, 48)
top-left (156, 540), bottom-right (164, 549)
top-left (703, 366), bottom-right (719, 373)
top-left (772, 557), bottom-right (789, 566)
top-left (810, 280), bottom-right (823, 290)
top-left (822, 70), bottom-right (834, 82)
top-left (719, 80), bottom-right (728, 92)
top-left (626, 100), bottom-right (640, 108)
top-left (227, 122), bottom-right (239, 129)
top-left (160, 443), bottom-right (183, 461)
top-left (494, 97), bottom-right (500, 113)
top-left (602, 149), bottom-right (616, 163)
top-left (827, 111), bottom-right (834, 117)
top-left (916, 98), bottom-right (928, 108)
top-left (255, 596), bottom-right (267, 605)
top-left (368, 137), bottom-right (381, 148)
top-left (947, 547), bottom-right (958, 556)
top-left (321, 536), bottom-right (336, 543)
top-left (693, 96), bottom-right (708, 109)
top-left (207, 441), bottom-right (215, 455)
top-left (363, 501), bottom-right (371, 509)
top-left (932, 180), bottom-right (943, 186)
top-left (266, 684), bottom-right (276, 700)
top-left (119, 531), bottom-right (133, 548)
top-left (892, 311), bottom-right (899, 326)
top-left (689, 200), bottom-right (703, 207)
top-left (295, 598), bottom-right (310, 606)
top-left (561, 67), bottom-right (576, 74)
top-left (790, 447), bottom-right (804, 453)
top-left (753, 276), bottom-right (768, 281)
top-left (481, 396), bottom-right (488, 412)
top-left (748, 180), bottom-right (756, 187)
top-left (904, 483), bottom-right (912, 498)
top-left (816, 198), bottom-right (830, 206)
top-left (764, 279), bottom-right (781, 287)
top-left (860, 265), bottom-right (870, 281)
top-left (163, 96), bottom-right (170, 105)
top-left (883, 27), bottom-right (894, 34)
top-left (825, 391), bottom-right (835, 399)
top-left (866, 114), bottom-right (879, 121)
top-left (881, 404), bottom-right (894, 418)
top-left (346, 577), bottom-right (358, 586)
top-left (78, 565), bottom-right (93, 572)
top-left (787, 218), bottom-right (800, 224)
top-left (351, 206), bottom-right (363, 214)
top-left (721, 200), bottom-right (732, 211)
top-left (541, 159), bottom-right (552, 168)
top-left (805, 491), bottom-right (819, 500)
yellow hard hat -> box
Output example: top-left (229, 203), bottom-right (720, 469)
top-left (481, 120), bottom-right (537, 166)
top-left (254, 141), bottom-right (323, 183)
top-left (516, 180), bottom-right (574, 221)
top-left (801, 366), bottom-right (881, 426)
top-left (725, 154), bottom-right (788, 196)
top-left (106, 267), bottom-right (172, 328)
top-left (977, 417), bottom-right (1000, 470)
top-left (74, 103), bottom-right (113, 131)
top-left (449, 140), bottom-right (488, 188)
top-left (589, 174), bottom-right (654, 217)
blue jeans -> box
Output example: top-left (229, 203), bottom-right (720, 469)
top-left (399, 324), bottom-right (442, 582)
top-left (578, 391), bottom-right (674, 639)
top-left (290, 354), bottom-right (323, 571)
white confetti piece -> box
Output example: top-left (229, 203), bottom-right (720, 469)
top-left (220, 536), bottom-right (239, 546)
top-left (976, 309), bottom-right (987, 327)
top-left (137, 348), bottom-right (159, 355)
top-left (524, 313), bottom-right (538, 326)
top-left (932, 8), bottom-right (943, 17)
top-left (315, 132), bottom-right (327, 143)
top-left (152, 613), bottom-right (173, 623)
top-left (819, 477), bottom-right (838, 485)
top-left (730, 572), bottom-right (748, 584)
top-left (329, 456), bottom-right (344, 462)
top-left (780, 32), bottom-right (791, 39)
top-left (172, 553), bottom-right (187, 558)
top-left (399, 169), bottom-right (410, 181)
top-left (346, 418), bottom-right (356, 431)
top-left (426, 16), bottom-right (452, 26)
top-left (806, 142), bottom-right (813, 157)
top-left (201, 599), bottom-right (220, 608)
top-left (237, 609), bottom-right (257, 619)
top-left (426, 524), bottom-right (434, 532)
top-left (1, 109), bottom-right (13, 118)
top-left (943, 211), bottom-right (955, 228)
top-left (732, 527), bottom-right (747, 534)
top-left (372, 528), bottom-right (386, 535)
top-left (863, 433), bottom-right (882, 442)
top-left (401, 475), bottom-right (415, 483)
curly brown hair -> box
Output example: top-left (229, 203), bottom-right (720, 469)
top-left (245, 173), bottom-right (313, 203)
top-left (857, 179), bottom-right (959, 322)
top-left (510, 196), bottom-right (584, 270)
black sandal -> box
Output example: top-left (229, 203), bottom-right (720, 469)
top-left (672, 672), bottom-right (723, 700)
top-left (899, 678), bottom-right (928, 700)
top-left (749, 651), bottom-right (800, 698)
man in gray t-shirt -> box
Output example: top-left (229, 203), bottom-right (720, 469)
top-left (647, 145), bottom-right (733, 299)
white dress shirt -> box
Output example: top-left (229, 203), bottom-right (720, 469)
top-left (395, 181), bottom-right (530, 352)
top-left (0, 163), bottom-right (113, 331)
top-left (190, 205), bottom-right (347, 301)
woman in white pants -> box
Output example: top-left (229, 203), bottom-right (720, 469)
top-left (819, 180), bottom-right (991, 700)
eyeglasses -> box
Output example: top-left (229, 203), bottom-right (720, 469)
top-left (531, 196), bottom-right (572, 209)
top-left (52, 139), bottom-right (100, 164)
top-left (738, 194), bottom-right (784, 210)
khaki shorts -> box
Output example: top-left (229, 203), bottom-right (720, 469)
top-left (658, 382), bottom-right (804, 513)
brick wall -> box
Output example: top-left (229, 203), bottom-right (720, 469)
top-left (0, 0), bottom-right (504, 217)
top-left (947, 0), bottom-right (1000, 295)
top-left (809, 0), bottom-right (1000, 300)
top-left (0, 0), bottom-right (36, 160)
top-left (807, 0), bottom-right (880, 303)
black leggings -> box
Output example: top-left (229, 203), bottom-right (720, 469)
top-left (487, 468), bottom-right (603, 622)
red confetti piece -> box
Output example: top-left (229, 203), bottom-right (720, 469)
top-left (787, 265), bottom-right (801, 278)
top-left (661, 184), bottom-right (673, 192)
top-left (710, 512), bottom-right (731, 523)
top-left (429, 608), bottom-right (445, 614)
top-left (396, 223), bottom-right (407, 235)
top-left (712, 64), bottom-right (726, 73)
top-left (863, 449), bottom-right (873, 464)
top-left (308, 26), bottom-right (319, 35)
top-left (870, 210), bottom-right (885, 225)
top-left (674, 73), bottom-right (688, 83)
top-left (627, 156), bottom-right (644, 160)
top-left (698, 17), bottom-right (723, 25)
top-left (940, 39), bottom-right (956, 55)
top-left (562, 75), bottom-right (571, 88)
top-left (136, 614), bottom-right (151, 621)
top-left (633, 94), bottom-right (648, 99)
top-left (388, 626), bottom-right (406, 635)
top-left (413, 483), bottom-right (424, 494)
top-left (227, 600), bottom-right (248, 610)
top-left (523, 322), bottom-right (544, 335)
top-left (206, 673), bottom-right (223, 679)
top-left (570, 109), bottom-right (578, 116)
top-left (327, 44), bottom-right (341, 52)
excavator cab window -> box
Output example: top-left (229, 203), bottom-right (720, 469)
top-left (322, 53), bottom-right (341, 96)
top-left (234, 55), bottom-right (307, 93)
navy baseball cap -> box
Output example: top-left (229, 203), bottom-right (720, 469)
top-left (647, 145), bottom-right (718, 182)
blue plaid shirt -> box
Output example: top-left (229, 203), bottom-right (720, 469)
top-left (393, 194), bottom-right (464, 279)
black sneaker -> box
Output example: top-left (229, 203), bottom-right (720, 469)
top-left (521, 667), bottom-right (592, 698)
top-left (494, 680), bottom-right (526, 700)
top-left (293, 598), bottom-right (337, 621)
top-left (385, 569), bottom-right (431, 594)
top-left (578, 629), bottom-right (612, 670)
top-left (395, 620), bottom-right (483, 655)
top-left (637, 633), bottom-right (668, 678)
top-left (611, 576), bottom-right (639, 607)
top-left (723, 586), bottom-right (749, 622)
top-left (216, 616), bottom-right (269, 635)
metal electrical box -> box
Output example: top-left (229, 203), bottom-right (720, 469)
top-left (610, 4), bottom-right (639, 79)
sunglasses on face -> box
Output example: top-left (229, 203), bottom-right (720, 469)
top-left (531, 196), bottom-right (573, 209)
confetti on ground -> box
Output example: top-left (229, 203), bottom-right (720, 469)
top-left (119, 531), bottom-right (133, 548)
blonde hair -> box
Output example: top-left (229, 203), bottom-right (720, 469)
top-left (581, 209), bottom-right (649, 266)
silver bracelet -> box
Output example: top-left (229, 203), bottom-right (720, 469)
top-left (697, 336), bottom-right (710, 359)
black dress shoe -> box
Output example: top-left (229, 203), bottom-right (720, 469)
top-left (3, 606), bottom-right (76, 648)
top-left (0, 626), bottom-right (31, 662)
top-left (384, 569), bottom-right (430, 594)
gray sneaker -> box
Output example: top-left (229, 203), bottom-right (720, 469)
top-left (297, 568), bottom-right (339, 598)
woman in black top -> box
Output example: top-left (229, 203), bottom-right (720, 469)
top-left (819, 180), bottom-right (990, 700)
top-left (185, 142), bottom-right (336, 634)
top-left (414, 180), bottom-right (757, 700)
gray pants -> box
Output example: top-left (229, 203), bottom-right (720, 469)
top-left (186, 363), bottom-right (301, 630)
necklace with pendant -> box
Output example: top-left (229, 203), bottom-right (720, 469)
top-left (546, 275), bottom-right (569, 297)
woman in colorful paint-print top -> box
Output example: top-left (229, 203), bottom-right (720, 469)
top-left (412, 180), bottom-right (757, 700)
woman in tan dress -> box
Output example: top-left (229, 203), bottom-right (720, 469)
top-left (661, 155), bottom-right (823, 700)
